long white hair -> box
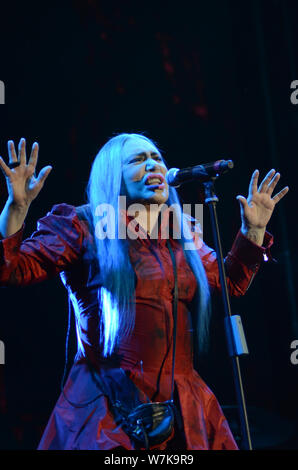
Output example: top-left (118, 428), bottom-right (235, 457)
top-left (86, 133), bottom-right (210, 356)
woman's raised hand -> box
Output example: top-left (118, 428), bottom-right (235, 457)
top-left (237, 169), bottom-right (289, 245)
top-left (0, 138), bottom-right (52, 210)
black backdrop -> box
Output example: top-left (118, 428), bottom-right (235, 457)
top-left (0, 0), bottom-right (297, 450)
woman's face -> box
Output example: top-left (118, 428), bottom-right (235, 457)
top-left (121, 137), bottom-right (169, 205)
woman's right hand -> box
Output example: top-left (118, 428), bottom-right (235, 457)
top-left (0, 138), bottom-right (52, 211)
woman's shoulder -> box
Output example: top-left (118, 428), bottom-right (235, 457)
top-left (75, 204), bottom-right (91, 222)
top-left (37, 203), bottom-right (92, 239)
top-left (45, 203), bottom-right (91, 223)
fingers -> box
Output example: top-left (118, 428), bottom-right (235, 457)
top-left (27, 142), bottom-right (39, 170)
top-left (18, 138), bottom-right (26, 165)
top-left (258, 169), bottom-right (276, 193)
top-left (248, 170), bottom-right (259, 196)
top-left (7, 140), bottom-right (18, 165)
top-left (3, 139), bottom-right (39, 174)
top-left (272, 186), bottom-right (289, 204)
top-left (236, 195), bottom-right (249, 211)
top-left (266, 172), bottom-right (280, 196)
top-left (7, 138), bottom-right (26, 166)
top-left (36, 166), bottom-right (52, 185)
top-left (0, 156), bottom-right (12, 177)
top-left (257, 169), bottom-right (289, 203)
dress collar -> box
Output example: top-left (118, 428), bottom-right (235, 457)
top-left (119, 206), bottom-right (181, 246)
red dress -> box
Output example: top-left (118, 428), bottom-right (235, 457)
top-left (0, 203), bottom-right (273, 450)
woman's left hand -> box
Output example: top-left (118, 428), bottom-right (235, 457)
top-left (236, 169), bottom-right (289, 245)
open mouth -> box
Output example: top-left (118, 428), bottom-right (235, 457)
top-left (144, 174), bottom-right (165, 186)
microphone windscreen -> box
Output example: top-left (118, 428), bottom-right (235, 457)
top-left (165, 168), bottom-right (180, 186)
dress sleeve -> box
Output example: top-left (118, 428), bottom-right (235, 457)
top-left (0, 203), bottom-right (86, 286)
top-left (192, 226), bottom-right (274, 296)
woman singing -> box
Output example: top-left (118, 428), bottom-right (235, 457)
top-left (0, 134), bottom-right (289, 450)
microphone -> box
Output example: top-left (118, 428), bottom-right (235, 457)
top-left (165, 160), bottom-right (234, 187)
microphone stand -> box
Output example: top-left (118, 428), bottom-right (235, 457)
top-left (203, 177), bottom-right (252, 451)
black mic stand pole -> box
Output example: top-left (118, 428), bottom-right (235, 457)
top-left (203, 176), bottom-right (252, 450)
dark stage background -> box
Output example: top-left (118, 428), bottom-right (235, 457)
top-left (0, 0), bottom-right (297, 450)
